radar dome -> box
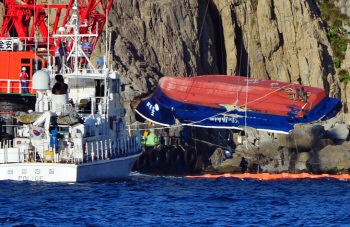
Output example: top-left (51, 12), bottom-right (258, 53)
top-left (32, 70), bottom-right (50, 90)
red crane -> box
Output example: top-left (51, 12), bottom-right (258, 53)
top-left (0, 0), bottom-right (113, 94)
top-left (0, 0), bottom-right (113, 51)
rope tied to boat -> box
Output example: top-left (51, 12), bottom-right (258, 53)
top-left (238, 83), bottom-right (297, 109)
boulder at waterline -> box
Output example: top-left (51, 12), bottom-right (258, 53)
top-left (310, 145), bottom-right (350, 173)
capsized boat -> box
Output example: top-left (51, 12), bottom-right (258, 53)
top-left (0, 0), bottom-right (142, 182)
top-left (136, 75), bottom-right (341, 133)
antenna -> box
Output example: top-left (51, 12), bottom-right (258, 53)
top-left (104, 0), bottom-right (109, 69)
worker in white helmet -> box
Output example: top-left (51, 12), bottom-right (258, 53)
top-left (19, 67), bottom-right (29, 93)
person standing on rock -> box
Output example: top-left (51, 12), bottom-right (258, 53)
top-left (240, 157), bottom-right (248, 174)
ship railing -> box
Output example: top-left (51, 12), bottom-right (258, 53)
top-left (141, 135), bottom-right (190, 147)
top-left (0, 139), bottom-right (29, 164)
top-left (0, 37), bottom-right (52, 52)
top-left (117, 135), bottom-right (139, 156)
top-left (127, 125), bottom-right (141, 152)
top-left (75, 97), bottom-right (108, 115)
top-left (0, 138), bottom-right (83, 164)
top-left (83, 135), bottom-right (140, 162)
top-left (0, 136), bottom-right (141, 164)
top-left (0, 79), bottom-right (33, 94)
top-left (84, 138), bottom-right (117, 162)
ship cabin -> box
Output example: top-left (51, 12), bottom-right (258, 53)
top-left (0, 40), bottom-right (47, 95)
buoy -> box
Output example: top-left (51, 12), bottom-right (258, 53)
top-left (186, 173), bottom-right (350, 180)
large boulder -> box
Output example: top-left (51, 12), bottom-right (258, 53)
top-left (277, 124), bottom-right (325, 150)
top-left (209, 147), bottom-right (226, 170)
top-left (218, 154), bottom-right (242, 173)
top-left (322, 117), bottom-right (343, 131)
top-left (259, 147), bottom-right (291, 173)
top-left (324, 124), bottom-right (349, 141)
top-left (311, 145), bottom-right (350, 173)
top-left (341, 141), bottom-right (350, 150)
top-left (289, 152), bottom-right (312, 172)
top-left (312, 139), bottom-right (334, 152)
top-left (258, 141), bottom-right (280, 159)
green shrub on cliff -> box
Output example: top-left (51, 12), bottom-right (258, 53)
top-left (339, 69), bottom-right (350, 84)
top-left (320, 0), bottom-right (350, 68)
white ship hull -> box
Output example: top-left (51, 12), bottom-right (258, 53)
top-left (0, 153), bottom-right (141, 182)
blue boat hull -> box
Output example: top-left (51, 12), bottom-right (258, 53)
top-left (136, 88), bottom-right (341, 133)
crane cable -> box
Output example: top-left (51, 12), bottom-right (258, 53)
top-left (244, 0), bottom-right (250, 149)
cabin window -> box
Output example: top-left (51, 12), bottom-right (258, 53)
top-left (116, 79), bottom-right (120, 93)
top-left (111, 79), bottom-right (120, 93)
top-left (21, 58), bottom-right (30, 64)
top-left (33, 59), bottom-right (43, 71)
top-left (95, 80), bottom-right (104, 97)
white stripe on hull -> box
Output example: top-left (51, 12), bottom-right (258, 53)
top-left (0, 153), bottom-right (141, 182)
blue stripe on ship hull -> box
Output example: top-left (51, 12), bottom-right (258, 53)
top-left (136, 88), bottom-right (341, 132)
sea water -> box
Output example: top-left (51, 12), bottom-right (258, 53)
top-left (0, 173), bottom-right (349, 226)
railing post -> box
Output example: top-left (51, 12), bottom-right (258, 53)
top-left (91, 142), bottom-right (94, 162)
top-left (96, 141), bottom-right (99, 160)
top-left (117, 138), bottom-right (120, 156)
top-left (100, 140), bottom-right (104, 160)
top-left (134, 136), bottom-right (136, 153)
top-left (124, 139), bottom-right (126, 155)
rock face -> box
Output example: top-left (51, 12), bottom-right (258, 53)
top-left (104, 0), bottom-right (219, 121)
top-left (334, 0), bottom-right (350, 16)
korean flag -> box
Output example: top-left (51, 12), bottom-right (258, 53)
top-left (29, 125), bottom-right (46, 140)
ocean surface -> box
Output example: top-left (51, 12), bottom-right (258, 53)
top-left (0, 173), bottom-right (349, 227)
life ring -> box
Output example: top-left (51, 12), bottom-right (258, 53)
top-left (149, 149), bottom-right (160, 168)
top-left (136, 152), bottom-right (147, 170)
top-left (171, 147), bottom-right (181, 167)
top-left (184, 147), bottom-right (196, 166)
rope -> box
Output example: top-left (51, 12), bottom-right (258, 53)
top-left (218, 0), bottom-right (225, 73)
top-left (238, 83), bottom-right (295, 109)
top-left (235, 23), bottom-right (244, 104)
top-left (244, 0), bottom-right (250, 149)
top-left (198, 0), bottom-right (210, 42)
top-left (183, 78), bottom-right (196, 121)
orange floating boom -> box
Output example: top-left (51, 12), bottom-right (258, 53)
top-left (186, 173), bottom-right (350, 180)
